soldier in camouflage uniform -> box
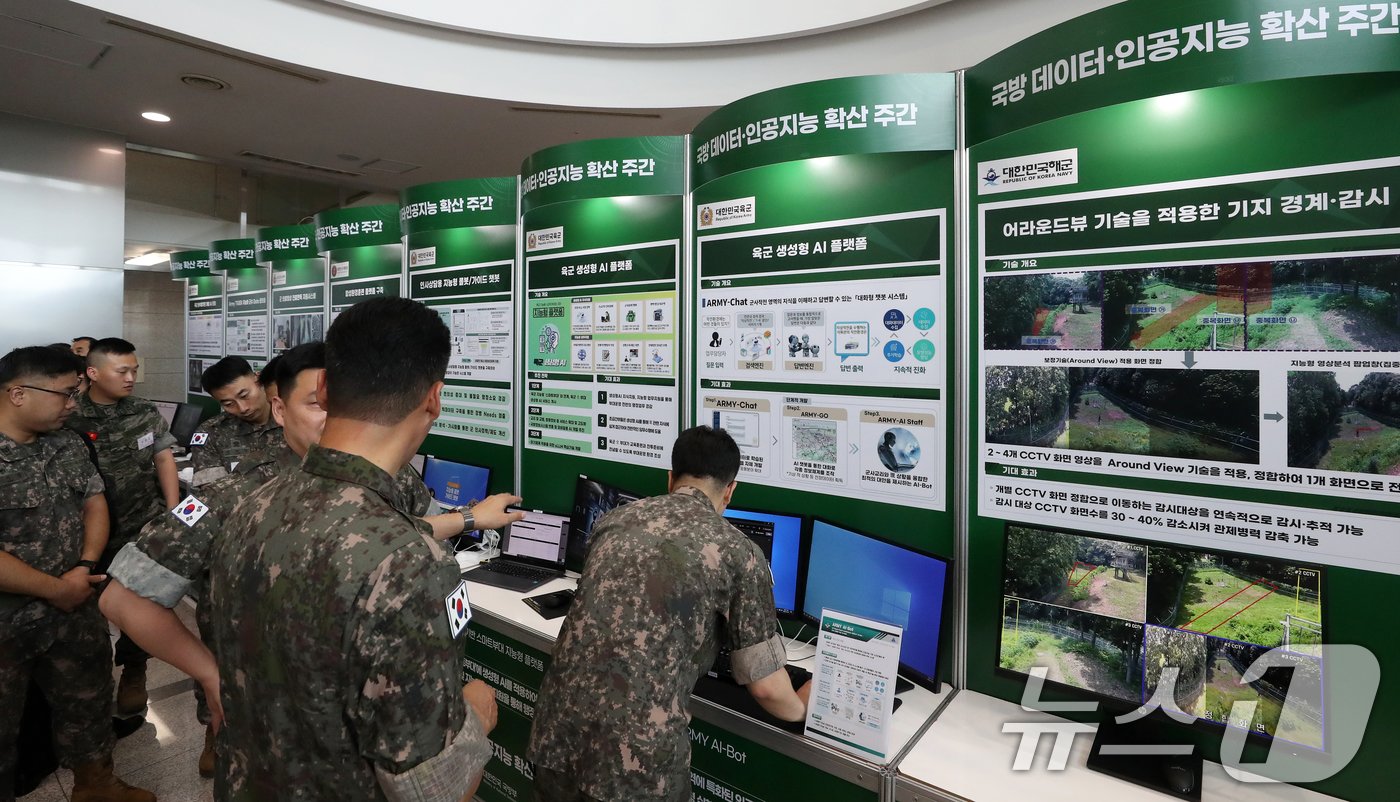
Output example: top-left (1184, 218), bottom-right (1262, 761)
top-left (101, 341), bottom-right (479, 779)
top-left (189, 357), bottom-right (282, 488)
top-left (209, 299), bottom-right (521, 801)
top-left (529, 426), bottom-right (811, 802)
top-left (0, 346), bottom-right (155, 802)
top-left (66, 338), bottom-right (180, 717)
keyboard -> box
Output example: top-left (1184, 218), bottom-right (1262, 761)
top-left (479, 560), bottom-right (555, 580)
top-left (466, 559), bottom-right (561, 592)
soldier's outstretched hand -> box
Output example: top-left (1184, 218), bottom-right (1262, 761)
top-left (469, 494), bottom-right (526, 531)
top-left (463, 679), bottom-right (498, 734)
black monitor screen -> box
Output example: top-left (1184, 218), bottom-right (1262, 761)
top-left (998, 524), bottom-right (1325, 750)
top-left (802, 519), bottom-right (950, 690)
top-left (723, 507), bottom-right (804, 616)
top-left (567, 475), bottom-right (641, 572)
top-left (170, 403), bottom-right (205, 448)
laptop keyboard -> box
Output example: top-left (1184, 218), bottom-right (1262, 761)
top-left (480, 560), bottom-right (556, 580)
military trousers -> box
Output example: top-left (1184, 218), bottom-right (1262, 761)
top-left (0, 604), bottom-right (115, 796)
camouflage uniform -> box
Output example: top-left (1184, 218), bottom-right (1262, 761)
top-left (65, 394), bottom-right (175, 553)
top-left (0, 429), bottom-right (115, 785)
top-left (108, 440), bottom-right (435, 725)
top-left (189, 413), bottom-right (283, 488)
top-left (208, 445), bottom-right (488, 801)
top-left (528, 487), bottom-right (785, 802)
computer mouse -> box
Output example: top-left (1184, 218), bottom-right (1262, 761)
top-left (1161, 759), bottom-right (1195, 795)
top-left (537, 592), bottom-right (572, 610)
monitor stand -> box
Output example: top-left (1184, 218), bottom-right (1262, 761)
top-left (895, 677), bottom-right (915, 694)
top-left (1086, 718), bottom-right (1201, 800)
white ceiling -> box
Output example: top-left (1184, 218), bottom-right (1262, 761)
top-left (0, 0), bottom-right (711, 198)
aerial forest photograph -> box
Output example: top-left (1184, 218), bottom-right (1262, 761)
top-left (984, 255), bottom-right (1400, 351)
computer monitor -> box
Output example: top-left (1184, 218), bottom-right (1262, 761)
top-left (567, 475), bottom-right (641, 573)
top-left (997, 524), bottom-right (1326, 751)
top-left (169, 403), bottom-right (206, 449)
top-left (723, 507), bottom-right (805, 617)
top-left (501, 509), bottom-right (570, 566)
top-left (802, 519), bottom-right (950, 691)
top-left (421, 457), bottom-right (490, 511)
top-left (151, 400), bottom-right (179, 428)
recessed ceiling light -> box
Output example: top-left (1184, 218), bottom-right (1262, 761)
top-left (180, 74), bottom-right (229, 91)
top-left (141, 111), bottom-right (171, 123)
top-left (98, 147), bottom-right (123, 155)
top-left (124, 251), bottom-right (171, 266)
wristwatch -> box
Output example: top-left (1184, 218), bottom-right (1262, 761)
top-left (76, 560), bottom-right (98, 572)
top-left (459, 508), bottom-right (476, 535)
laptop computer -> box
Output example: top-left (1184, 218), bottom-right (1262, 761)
top-left (465, 509), bottom-right (570, 592)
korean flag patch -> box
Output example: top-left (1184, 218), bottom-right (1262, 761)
top-left (190, 432), bottom-right (209, 446)
top-left (445, 580), bottom-right (472, 639)
top-left (172, 495), bottom-right (209, 528)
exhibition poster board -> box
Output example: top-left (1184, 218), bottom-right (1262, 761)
top-left (688, 74), bottom-right (957, 561)
top-left (172, 249), bottom-right (223, 405)
top-left (210, 238), bottom-right (269, 371)
top-left (518, 136), bottom-right (685, 512)
top-left (965, 1), bottom-right (1400, 796)
top-left (402, 177), bottom-right (518, 487)
top-left (315, 204), bottom-right (403, 324)
top-left (257, 224), bottom-right (324, 355)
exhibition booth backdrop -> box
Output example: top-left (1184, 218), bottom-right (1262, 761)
top-left (168, 1), bottom-right (1400, 798)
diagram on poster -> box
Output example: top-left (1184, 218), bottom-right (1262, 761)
top-left (977, 157), bottom-right (1400, 570)
top-left (696, 209), bottom-right (946, 509)
top-left (525, 241), bottom-right (679, 469)
top-left (187, 316), bottom-right (222, 355)
top-left (702, 391), bottom-right (938, 506)
top-left (225, 316), bottom-right (268, 355)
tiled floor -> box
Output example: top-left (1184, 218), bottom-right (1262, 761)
top-left (19, 601), bottom-right (213, 802)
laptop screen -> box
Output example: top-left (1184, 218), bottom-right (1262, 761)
top-left (422, 457), bottom-right (490, 511)
top-left (502, 510), bottom-right (570, 565)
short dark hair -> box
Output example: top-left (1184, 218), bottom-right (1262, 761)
top-left (72, 336), bottom-right (96, 346)
top-left (1, 346), bottom-right (84, 387)
top-left (200, 356), bottom-right (254, 394)
top-left (86, 337), bottom-right (136, 366)
top-left (671, 426), bottom-right (741, 486)
top-left (275, 342), bottom-right (325, 399)
top-left (325, 298), bottom-right (448, 425)
top-left (47, 342), bottom-right (72, 351)
top-left (258, 356), bottom-right (282, 389)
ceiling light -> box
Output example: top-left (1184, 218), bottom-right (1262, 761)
top-left (124, 251), bottom-right (170, 266)
top-left (141, 111), bottom-right (171, 123)
top-left (98, 147), bottom-right (123, 155)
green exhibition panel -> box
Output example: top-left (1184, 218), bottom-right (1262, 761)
top-left (314, 204), bottom-right (403, 323)
top-left (210, 238), bottom-right (269, 371)
top-left (460, 616), bottom-right (552, 802)
top-left (689, 72), bottom-right (957, 560)
top-left (402, 178), bottom-right (517, 492)
top-left (256, 224), bottom-right (325, 354)
top-left (173, 249), bottom-right (222, 410)
top-left (518, 136), bottom-right (685, 513)
top-left (965, 1), bottom-right (1400, 798)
